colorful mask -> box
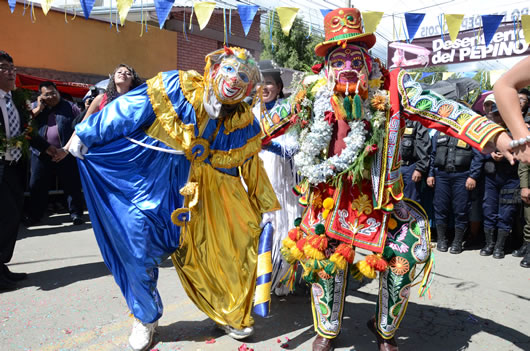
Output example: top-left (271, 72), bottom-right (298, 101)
top-left (327, 44), bottom-right (370, 85)
top-left (205, 47), bottom-right (260, 105)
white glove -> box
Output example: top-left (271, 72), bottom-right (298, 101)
top-left (260, 212), bottom-right (275, 228)
top-left (68, 134), bottom-right (88, 160)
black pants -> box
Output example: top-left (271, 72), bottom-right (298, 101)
top-left (0, 160), bottom-right (25, 263)
top-left (29, 153), bottom-right (84, 221)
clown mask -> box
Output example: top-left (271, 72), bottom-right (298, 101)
top-left (326, 44), bottom-right (372, 96)
top-left (212, 55), bottom-right (255, 105)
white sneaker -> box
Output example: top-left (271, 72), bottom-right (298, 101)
top-left (218, 324), bottom-right (254, 340)
top-left (128, 319), bottom-right (157, 351)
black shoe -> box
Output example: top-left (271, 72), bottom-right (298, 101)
top-left (521, 251), bottom-right (530, 268)
top-left (512, 242), bottom-right (528, 258)
top-left (480, 228), bottom-right (495, 256)
top-left (72, 215), bottom-right (85, 226)
top-left (23, 216), bottom-right (40, 227)
top-left (437, 241), bottom-right (448, 252)
top-left (2, 265), bottom-right (27, 281)
top-left (0, 273), bottom-right (17, 291)
top-left (493, 230), bottom-right (509, 259)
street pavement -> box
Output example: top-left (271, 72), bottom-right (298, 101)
top-left (1, 212), bottom-right (529, 351)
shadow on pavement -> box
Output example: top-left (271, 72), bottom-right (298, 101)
top-left (18, 213), bottom-right (92, 239)
top-left (155, 279), bottom-right (529, 351)
top-left (16, 261), bottom-right (110, 291)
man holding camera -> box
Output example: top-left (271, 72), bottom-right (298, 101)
top-left (27, 81), bottom-right (85, 226)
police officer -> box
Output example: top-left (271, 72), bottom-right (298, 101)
top-left (478, 102), bottom-right (521, 259)
top-left (427, 131), bottom-right (482, 254)
top-left (401, 120), bottom-right (431, 202)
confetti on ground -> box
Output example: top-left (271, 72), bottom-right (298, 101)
top-left (280, 343), bottom-right (289, 348)
top-left (238, 344), bottom-right (254, 351)
top-left (205, 338), bottom-right (216, 344)
top-left (276, 338), bottom-right (282, 343)
top-left (63, 329), bottom-right (72, 334)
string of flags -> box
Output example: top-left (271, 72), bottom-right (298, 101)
top-left (6, 1), bottom-right (530, 45)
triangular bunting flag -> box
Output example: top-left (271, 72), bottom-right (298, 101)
top-left (8, 0), bottom-right (16, 13)
top-left (461, 71), bottom-right (477, 78)
top-left (41, 0), bottom-right (53, 15)
top-left (489, 69), bottom-right (505, 85)
top-left (442, 72), bottom-right (455, 80)
top-left (117, 0), bottom-right (134, 25)
top-left (421, 72), bottom-right (435, 80)
top-left (444, 14), bottom-right (464, 42)
top-left (154, 0), bottom-right (174, 29)
top-left (194, 2), bottom-right (216, 30)
top-left (522, 15), bottom-right (530, 45)
top-left (481, 14), bottom-right (504, 46)
top-left (237, 4), bottom-right (259, 36)
top-left (404, 13), bottom-right (425, 42)
top-left (80, 0), bottom-right (96, 19)
top-left (320, 9), bottom-right (332, 18)
top-left (362, 11), bottom-right (384, 34)
top-left (276, 7), bottom-right (299, 36)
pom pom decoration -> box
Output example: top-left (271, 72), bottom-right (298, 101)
top-left (314, 223), bottom-right (326, 235)
top-left (323, 197), bottom-right (334, 210)
top-left (356, 260), bottom-right (377, 279)
top-left (294, 217), bottom-right (302, 227)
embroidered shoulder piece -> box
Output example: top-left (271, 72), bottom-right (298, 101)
top-left (397, 70), bottom-right (504, 150)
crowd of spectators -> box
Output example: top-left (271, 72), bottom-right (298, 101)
top-left (1, 48), bottom-right (529, 292)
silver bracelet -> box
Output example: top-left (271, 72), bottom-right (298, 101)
top-left (509, 135), bottom-right (530, 148)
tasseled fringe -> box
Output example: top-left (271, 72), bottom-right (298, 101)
top-left (355, 253), bottom-right (388, 279)
top-left (417, 252), bottom-right (435, 298)
top-left (279, 262), bottom-right (298, 292)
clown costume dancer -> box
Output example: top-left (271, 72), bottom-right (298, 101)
top-left (279, 8), bottom-right (513, 351)
top-left (68, 47), bottom-right (280, 351)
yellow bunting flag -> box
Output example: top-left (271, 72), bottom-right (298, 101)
top-left (444, 14), bottom-right (464, 42)
top-left (276, 7), bottom-right (299, 36)
top-left (522, 15), bottom-right (530, 45)
top-left (194, 2), bottom-right (216, 30)
top-left (442, 72), bottom-right (455, 80)
top-left (41, 0), bottom-right (53, 15)
top-left (117, 0), bottom-right (134, 25)
top-left (362, 11), bottom-right (384, 34)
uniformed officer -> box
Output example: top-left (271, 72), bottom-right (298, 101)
top-left (479, 102), bottom-right (521, 259)
top-left (427, 131), bottom-right (482, 254)
top-left (401, 120), bottom-right (431, 203)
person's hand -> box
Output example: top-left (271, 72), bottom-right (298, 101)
top-left (52, 148), bottom-right (68, 162)
top-left (521, 188), bottom-right (530, 205)
top-left (490, 131), bottom-right (515, 164)
top-left (411, 170), bottom-right (422, 183)
top-left (427, 176), bottom-right (435, 187)
top-left (68, 134), bottom-right (88, 160)
top-left (491, 151), bottom-right (504, 162)
top-left (35, 95), bottom-right (46, 113)
top-left (465, 177), bottom-right (476, 191)
top-left (45, 145), bottom-right (57, 158)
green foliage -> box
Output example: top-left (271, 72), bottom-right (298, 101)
top-left (260, 16), bottom-right (323, 72)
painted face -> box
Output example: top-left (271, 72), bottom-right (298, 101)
top-left (213, 56), bottom-right (253, 105)
top-left (328, 44), bottom-right (369, 85)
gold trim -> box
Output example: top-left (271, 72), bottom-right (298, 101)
top-left (210, 133), bottom-right (262, 169)
top-left (145, 73), bottom-right (195, 151)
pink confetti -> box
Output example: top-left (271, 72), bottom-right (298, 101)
top-left (277, 338), bottom-right (282, 343)
top-left (205, 338), bottom-right (216, 344)
top-left (280, 343), bottom-right (289, 349)
top-left (63, 329), bottom-right (72, 334)
top-left (150, 349), bottom-right (159, 351)
top-left (285, 336), bottom-right (291, 341)
top-left (238, 344), bottom-right (254, 351)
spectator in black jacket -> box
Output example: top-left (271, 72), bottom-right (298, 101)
top-left (27, 81), bottom-right (85, 226)
top-left (0, 51), bottom-right (54, 291)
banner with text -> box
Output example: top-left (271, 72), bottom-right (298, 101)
top-left (387, 22), bottom-right (529, 69)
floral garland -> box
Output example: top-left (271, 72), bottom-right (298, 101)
top-left (0, 89), bottom-right (35, 159)
top-left (291, 62), bottom-right (389, 186)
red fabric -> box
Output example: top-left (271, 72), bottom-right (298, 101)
top-left (328, 119), bottom-right (351, 157)
top-left (15, 73), bottom-right (91, 98)
top-left (98, 93), bottom-right (108, 111)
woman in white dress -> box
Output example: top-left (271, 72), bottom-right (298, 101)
top-left (255, 60), bottom-right (302, 295)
